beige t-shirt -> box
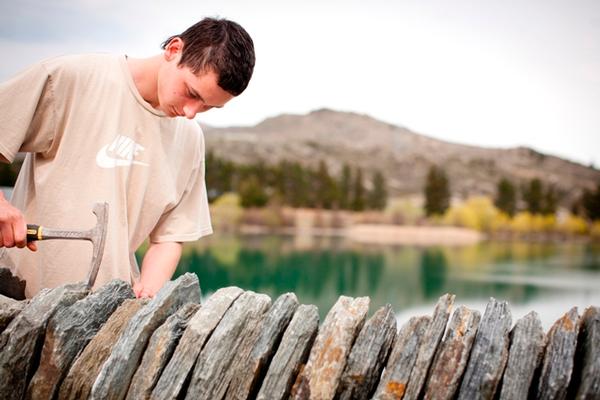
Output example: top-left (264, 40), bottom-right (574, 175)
top-left (0, 54), bottom-right (212, 297)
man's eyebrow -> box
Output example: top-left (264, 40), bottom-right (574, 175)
top-left (187, 85), bottom-right (223, 108)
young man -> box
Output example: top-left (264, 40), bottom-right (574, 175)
top-left (0, 17), bottom-right (255, 298)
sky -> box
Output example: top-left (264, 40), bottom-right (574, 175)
top-left (1, 0), bottom-right (599, 166)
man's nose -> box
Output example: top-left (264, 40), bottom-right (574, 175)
top-left (183, 103), bottom-right (211, 119)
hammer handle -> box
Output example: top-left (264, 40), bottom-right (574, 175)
top-left (26, 224), bottom-right (43, 242)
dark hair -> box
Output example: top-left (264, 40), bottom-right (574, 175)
top-left (162, 17), bottom-right (255, 96)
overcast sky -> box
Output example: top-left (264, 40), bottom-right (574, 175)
top-left (1, 0), bottom-right (599, 166)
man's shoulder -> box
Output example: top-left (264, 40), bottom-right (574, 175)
top-left (40, 53), bottom-right (122, 78)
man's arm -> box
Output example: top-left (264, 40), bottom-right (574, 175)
top-left (133, 241), bottom-right (182, 298)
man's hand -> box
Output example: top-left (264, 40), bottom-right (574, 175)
top-left (0, 192), bottom-right (37, 251)
top-left (133, 241), bottom-right (182, 298)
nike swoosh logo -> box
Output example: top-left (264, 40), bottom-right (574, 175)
top-left (96, 144), bottom-right (150, 168)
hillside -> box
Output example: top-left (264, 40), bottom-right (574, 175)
top-left (203, 109), bottom-right (600, 206)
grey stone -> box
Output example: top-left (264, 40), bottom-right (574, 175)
top-left (26, 280), bottom-right (134, 400)
top-left (256, 304), bottom-right (319, 400)
top-left (424, 306), bottom-right (481, 400)
top-left (536, 307), bottom-right (581, 400)
top-left (126, 302), bottom-right (200, 400)
top-left (373, 315), bottom-right (430, 400)
top-left (0, 282), bottom-right (88, 400)
top-left (336, 304), bottom-right (397, 400)
top-left (290, 295), bottom-right (370, 400)
top-left (404, 293), bottom-right (454, 400)
top-left (184, 291), bottom-right (272, 400)
top-left (498, 311), bottom-right (545, 400)
top-left (150, 286), bottom-right (244, 400)
top-left (58, 298), bottom-right (147, 400)
top-left (457, 298), bottom-right (512, 400)
top-left (90, 273), bottom-right (200, 400)
top-left (0, 293), bottom-right (27, 334)
top-left (575, 306), bottom-right (600, 399)
top-left (226, 292), bottom-right (299, 400)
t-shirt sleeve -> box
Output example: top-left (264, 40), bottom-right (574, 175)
top-left (149, 156), bottom-right (213, 243)
top-left (0, 62), bottom-right (56, 163)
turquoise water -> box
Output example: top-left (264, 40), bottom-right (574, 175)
top-left (172, 234), bottom-right (600, 330)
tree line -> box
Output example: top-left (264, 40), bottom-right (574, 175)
top-left (206, 151), bottom-right (387, 210)
top-left (424, 165), bottom-right (600, 221)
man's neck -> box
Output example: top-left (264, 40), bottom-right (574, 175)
top-left (126, 55), bottom-right (162, 108)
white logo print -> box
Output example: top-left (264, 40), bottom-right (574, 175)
top-left (96, 135), bottom-right (149, 168)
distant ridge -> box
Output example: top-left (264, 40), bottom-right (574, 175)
top-left (203, 109), bottom-right (600, 205)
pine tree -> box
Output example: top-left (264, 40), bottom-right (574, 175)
top-left (582, 182), bottom-right (600, 221)
top-left (338, 164), bottom-right (352, 210)
top-left (494, 178), bottom-right (517, 216)
top-left (351, 167), bottom-right (366, 211)
top-left (522, 178), bottom-right (543, 214)
top-left (239, 175), bottom-right (268, 208)
top-left (314, 161), bottom-right (338, 209)
top-left (368, 170), bottom-right (387, 210)
top-left (424, 165), bottom-right (450, 216)
top-left (542, 185), bottom-right (558, 215)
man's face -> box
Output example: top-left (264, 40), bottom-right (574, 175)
top-left (157, 39), bottom-right (234, 119)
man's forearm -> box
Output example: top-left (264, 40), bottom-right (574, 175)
top-left (135, 241), bottom-right (183, 297)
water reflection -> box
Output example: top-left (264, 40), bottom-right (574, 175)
top-left (167, 234), bottom-right (600, 326)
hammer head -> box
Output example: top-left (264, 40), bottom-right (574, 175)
top-left (86, 202), bottom-right (108, 288)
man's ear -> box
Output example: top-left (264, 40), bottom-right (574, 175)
top-left (164, 37), bottom-right (184, 61)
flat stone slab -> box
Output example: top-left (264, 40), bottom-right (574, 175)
top-left (498, 311), bottom-right (545, 400)
top-left (126, 302), bottom-right (200, 400)
top-left (574, 306), bottom-right (600, 399)
top-left (185, 290), bottom-right (272, 400)
top-left (0, 282), bottom-right (88, 400)
top-left (26, 280), bottom-right (134, 400)
top-left (404, 293), bottom-right (454, 400)
top-left (150, 286), bottom-right (244, 400)
top-left (373, 315), bottom-right (430, 400)
top-left (424, 305), bottom-right (481, 400)
top-left (91, 273), bottom-right (200, 400)
top-left (0, 293), bottom-right (27, 334)
top-left (256, 304), bottom-right (319, 400)
top-left (291, 295), bottom-right (370, 400)
top-left (58, 298), bottom-right (147, 400)
top-left (457, 298), bottom-right (512, 400)
top-left (336, 304), bottom-right (397, 400)
top-left (226, 292), bottom-right (299, 400)
top-left (535, 307), bottom-right (581, 400)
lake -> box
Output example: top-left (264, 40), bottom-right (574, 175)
top-left (173, 234), bottom-right (600, 330)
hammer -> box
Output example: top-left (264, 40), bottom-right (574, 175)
top-left (26, 202), bottom-right (109, 288)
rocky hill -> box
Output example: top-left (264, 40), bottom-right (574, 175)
top-left (203, 109), bottom-right (600, 206)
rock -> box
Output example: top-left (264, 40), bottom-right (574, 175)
top-left (0, 266), bottom-right (26, 300)
top-left (26, 280), bottom-right (134, 400)
top-left (535, 307), bottom-right (581, 400)
top-left (226, 292), bottom-right (299, 400)
top-left (90, 273), bottom-right (200, 400)
top-left (404, 293), bottom-right (455, 400)
top-left (0, 293), bottom-right (27, 334)
top-left (184, 291), bottom-right (272, 400)
top-left (256, 304), bottom-right (319, 400)
top-left (456, 298), bottom-right (512, 400)
top-left (336, 304), bottom-right (397, 400)
top-left (424, 306), bottom-right (481, 400)
top-left (57, 298), bottom-right (147, 400)
top-left (574, 306), bottom-right (600, 399)
top-left (290, 295), bottom-right (370, 400)
top-left (125, 302), bottom-right (199, 400)
top-left (498, 311), bottom-right (545, 400)
top-left (373, 315), bottom-right (430, 400)
top-left (0, 282), bottom-right (88, 400)
top-left (150, 286), bottom-right (244, 400)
